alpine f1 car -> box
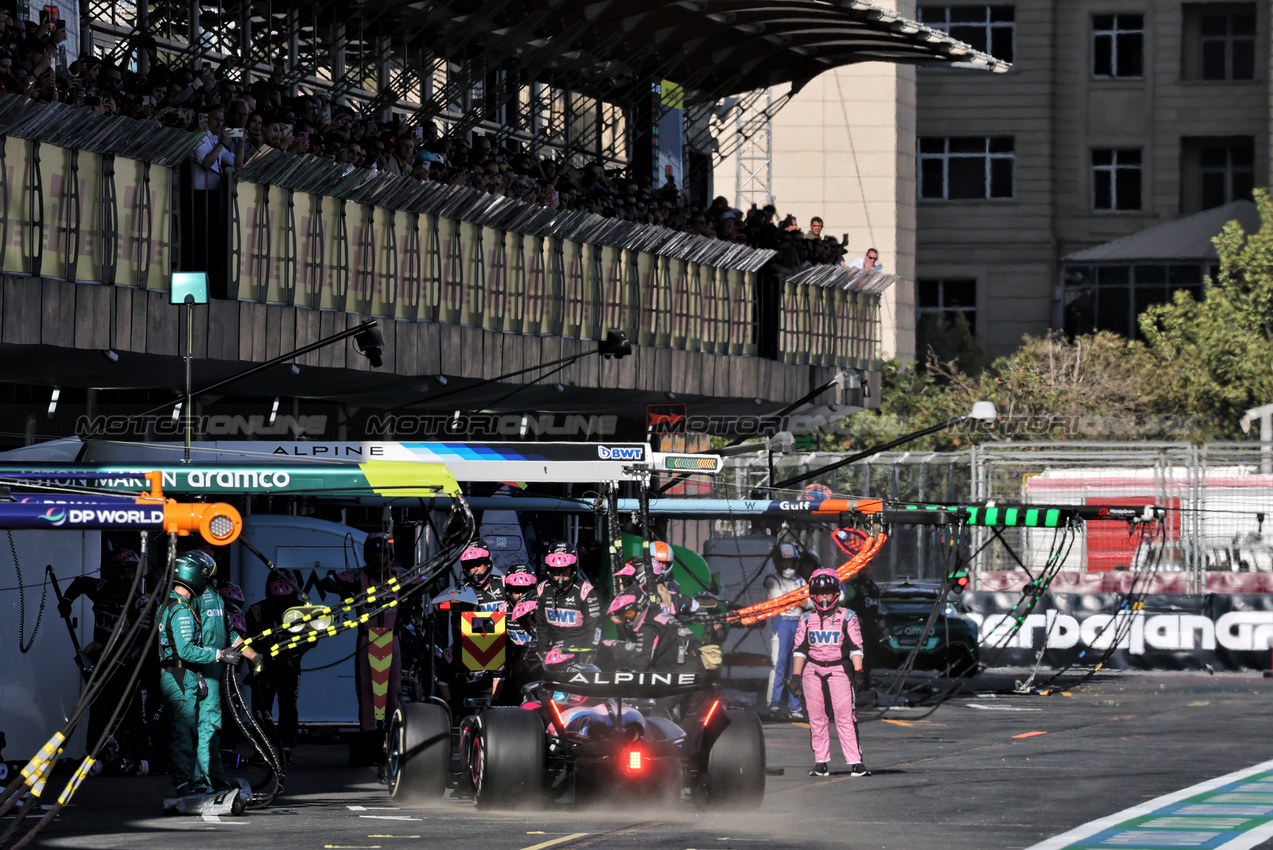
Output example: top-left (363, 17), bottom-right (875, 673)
top-left (385, 668), bottom-right (766, 810)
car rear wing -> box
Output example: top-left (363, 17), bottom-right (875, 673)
top-left (544, 670), bottom-right (713, 698)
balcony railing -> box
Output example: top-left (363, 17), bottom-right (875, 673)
top-left (0, 94), bottom-right (882, 370)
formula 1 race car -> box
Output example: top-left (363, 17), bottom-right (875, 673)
top-left (873, 581), bottom-right (980, 676)
top-left (385, 669), bottom-right (765, 810)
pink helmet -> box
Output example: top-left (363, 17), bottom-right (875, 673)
top-left (613, 556), bottom-right (646, 589)
top-left (649, 542), bottom-right (672, 577)
top-left (269, 577), bottom-right (296, 597)
top-left (459, 538), bottom-right (494, 587)
top-left (219, 582), bottom-right (245, 605)
top-left (808, 568), bottom-right (841, 612)
top-left (504, 563), bottom-right (537, 588)
top-left (227, 611), bottom-right (247, 634)
top-left (104, 549), bottom-right (141, 581)
top-left (607, 589), bottom-right (651, 635)
top-left (544, 542), bottom-right (578, 590)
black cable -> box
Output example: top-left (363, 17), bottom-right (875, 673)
top-left (0, 534), bottom-right (157, 840)
top-left (9, 531), bottom-right (46, 653)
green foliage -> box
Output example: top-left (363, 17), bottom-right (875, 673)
top-left (1139, 189), bottom-right (1273, 438)
top-left (826, 192), bottom-right (1273, 448)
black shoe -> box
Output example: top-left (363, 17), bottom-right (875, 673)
top-left (809, 762), bottom-right (829, 777)
top-left (850, 763), bottom-right (871, 777)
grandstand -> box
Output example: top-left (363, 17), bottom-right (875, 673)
top-left (0, 1), bottom-right (1005, 444)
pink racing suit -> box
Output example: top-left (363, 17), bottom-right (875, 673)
top-left (793, 606), bottom-right (864, 764)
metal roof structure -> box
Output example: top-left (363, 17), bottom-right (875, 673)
top-left (1062, 200), bottom-right (1260, 264)
top-left (390, 0), bottom-right (1011, 103)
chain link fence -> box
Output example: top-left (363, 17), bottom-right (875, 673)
top-left (707, 442), bottom-right (1273, 591)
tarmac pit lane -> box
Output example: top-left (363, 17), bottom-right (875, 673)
top-left (21, 671), bottom-right (1273, 850)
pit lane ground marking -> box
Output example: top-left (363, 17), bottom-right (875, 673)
top-left (966, 704), bottom-right (1042, 712)
top-left (518, 832), bottom-right (589, 850)
top-left (1025, 757), bottom-right (1273, 849)
top-left (368, 837), bottom-right (420, 839)
top-left (359, 815), bottom-right (421, 821)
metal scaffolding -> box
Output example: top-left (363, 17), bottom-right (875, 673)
top-left (734, 87), bottom-right (773, 210)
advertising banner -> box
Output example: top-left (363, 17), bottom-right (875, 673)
top-left (963, 591), bottom-right (1273, 672)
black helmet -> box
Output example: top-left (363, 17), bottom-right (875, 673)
top-left (364, 532), bottom-right (394, 569)
top-left (104, 549), bottom-right (141, 582)
top-left (543, 541), bottom-right (578, 591)
top-left (459, 538), bottom-right (494, 587)
top-left (173, 551), bottom-right (215, 596)
top-left (809, 568), bottom-right (841, 613)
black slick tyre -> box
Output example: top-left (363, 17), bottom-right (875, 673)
top-left (698, 709), bottom-right (766, 809)
top-left (387, 703), bottom-right (450, 804)
top-left (472, 708), bottom-right (545, 810)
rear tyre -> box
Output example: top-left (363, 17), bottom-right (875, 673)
top-left (387, 702), bottom-right (451, 805)
top-left (697, 709), bottom-right (765, 809)
top-left (472, 708), bottom-right (545, 810)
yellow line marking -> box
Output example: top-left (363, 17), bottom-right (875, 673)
top-left (367, 837), bottom-right (420, 840)
top-left (791, 722), bottom-right (810, 729)
top-left (882, 719), bottom-right (914, 726)
top-left (519, 833), bottom-right (589, 850)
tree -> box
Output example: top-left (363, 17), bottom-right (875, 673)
top-left (1139, 189), bottom-right (1273, 439)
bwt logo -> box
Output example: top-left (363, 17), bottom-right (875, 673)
top-left (647, 403), bottom-right (688, 434)
top-left (598, 446), bottom-right (644, 461)
top-left (545, 609), bottom-right (582, 626)
top-left (808, 630), bottom-right (843, 646)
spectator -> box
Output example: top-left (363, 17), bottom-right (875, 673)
top-left (848, 248), bottom-right (882, 273)
top-left (805, 216), bottom-right (825, 240)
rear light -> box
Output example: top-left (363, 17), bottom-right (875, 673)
top-left (702, 699), bottom-right (721, 727)
top-left (546, 699), bottom-right (566, 732)
top-left (625, 748), bottom-right (643, 772)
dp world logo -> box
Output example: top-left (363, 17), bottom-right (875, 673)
top-left (646, 403), bottom-right (687, 434)
top-left (41, 508), bottom-right (66, 526)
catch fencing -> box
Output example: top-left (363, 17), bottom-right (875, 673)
top-left (714, 441), bottom-right (1273, 592)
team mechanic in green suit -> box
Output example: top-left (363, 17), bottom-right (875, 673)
top-left (159, 552), bottom-right (244, 796)
top-left (189, 549), bottom-right (263, 791)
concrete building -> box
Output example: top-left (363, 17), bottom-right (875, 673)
top-left (714, 14), bottom-right (923, 362)
top-left (720, 0), bottom-right (1270, 361)
top-left (915, 0), bottom-right (1271, 353)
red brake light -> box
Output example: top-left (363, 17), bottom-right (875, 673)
top-left (625, 748), bottom-right (643, 772)
top-left (547, 699), bottom-right (565, 732)
top-left (702, 699), bottom-right (721, 727)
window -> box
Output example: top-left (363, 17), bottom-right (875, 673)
top-left (1092, 14), bottom-right (1144, 78)
top-left (918, 279), bottom-right (977, 328)
top-left (918, 6), bottom-right (1015, 63)
top-left (1091, 149), bottom-right (1142, 211)
top-left (1180, 136), bottom-right (1255, 212)
top-left (917, 279), bottom-right (977, 360)
top-left (1183, 3), bottom-right (1257, 80)
top-left (918, 136), bottom-right (1015, 200)
top-left (1063, 264), bottom-right (1205, 338)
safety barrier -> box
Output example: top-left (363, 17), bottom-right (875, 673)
top-left (0, 94), bottom-right (884, 370)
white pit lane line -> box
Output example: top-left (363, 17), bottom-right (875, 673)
top-left (1025, 757), bottom-right (1273, 849)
